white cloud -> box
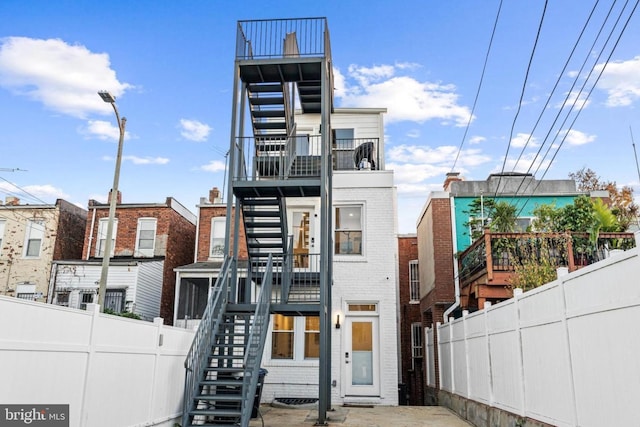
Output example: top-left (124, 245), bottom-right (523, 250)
top-left (567, 70), bottom-right (579, 78)
top-left (0, 36), bottom-right (132, 118)
top-left (180, 119), bottom-right (212, 142)
top-left (556, 90), bottom-right (591, 110)
top-left (596, 55), bottom-right (640, 107)
top-left (122, 155), bottom-right (169, 165)
top-left (406, 129), bottom-right (420, 138)
top-left (561, 129), bottom-right (596, 146)
top-left (335, 64), bottom-right (472, 126)
top-left (510, 133), bottom-right (539, 148)
top-left (496, 152), bottom-right (551, 175)
top-left (0, 181), bottom-right (69, 202)
top-left (83, 120), bottom-right (132, 141)
top-left (469, 136), bottom-right (486, 144)
top-left (200, 160), bottom-right (227, 173)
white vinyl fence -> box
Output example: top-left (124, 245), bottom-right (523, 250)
top-left (429, 244), bottom-right (640, 427)
top-left (0, 297), bottom-right (194, 427)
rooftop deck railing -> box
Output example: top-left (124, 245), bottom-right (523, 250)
top-left (458, 231), bottom-right (637, 283)
top-left (236, 18), bottom-right (330, 60)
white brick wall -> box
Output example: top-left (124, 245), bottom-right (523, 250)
top-left (261, 171), bottom-right (399, 405)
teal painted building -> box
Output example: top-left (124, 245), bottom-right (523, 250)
top-left (447, 172), bottom-right (584, 253)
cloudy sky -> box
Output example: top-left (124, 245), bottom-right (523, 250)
top-left (1, 0), bottom-right (640, 233)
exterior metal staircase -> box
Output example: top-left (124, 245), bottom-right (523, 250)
top-left (182, 257), bottom-right (273, 427)
top-left (183, 18), bottom-right (334, 427)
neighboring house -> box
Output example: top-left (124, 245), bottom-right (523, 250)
top-left (397, 234), bottom-right (423, 406)
top-left (173, 187), bottom-right (249, 329)
top-left (50, 192), bottom-right (196, 323)
top-left (0, 197), bottom-right (87, 301)
top-left (416, 172), bottom-right (595, 405)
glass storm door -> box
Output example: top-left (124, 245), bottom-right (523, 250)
top-left (345, 316), bottom-right (379, 396)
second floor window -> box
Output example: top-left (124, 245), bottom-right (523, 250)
top-left (335, 206), bottom-right (362, 255)
top-left (210, 217), bottom-right (226, 258)
top-left (24, 219), bottom-right (45, 258)
top-left (96, 218), bottom-right (118, 258)
top-left (409, 260), bottom-right (419, 302)
top-left (135, 218), bottom-right (157, 257)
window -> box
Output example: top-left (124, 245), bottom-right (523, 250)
top-left (0, 219), bottom-right (5, 255)
top-left (135, 218), bottom-right (157, 257)
top-left (24, 220), bottom-right (45, 257)
top-left (80, 292), bottom-right (94, 310)
top-left (104, 289), bottom-right (126, 313)
top-left (335, 206), bottom-right (362, 255)
top-left (269, 315), bottom-right (319, 361)
top-left (271, 314), bottom-right (294, 359)
top-left (409, 260), bottom-right (419, 302)
top-left (96, 218), bottom-right (118, 257)
top-left (210, 217), bottom-right (226, 258)
top-left (55, 292), bottom-right (70, 307)
top-left (333, 128), bottom-right (355, 170)
top-left (177, 278), bottom-right (209, 319)
top-left (411, 322), bottom-right (423, 369)
top-left (304, 317), bottom-right (320, 359)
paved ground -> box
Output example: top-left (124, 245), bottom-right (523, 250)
top-left (249, 405), bottom-right (473, 427)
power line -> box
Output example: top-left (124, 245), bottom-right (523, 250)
top-left (515, 0), bottom-right (639, 217)
top-left (451, 0), bottom-right (504, 173)
top-left (495, 0), bottom-right (549, 197)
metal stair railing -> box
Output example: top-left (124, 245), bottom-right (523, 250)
top-left (182, 256), bottom-right (234, 427)
top-left (240, 253), bottom-right (274, 426)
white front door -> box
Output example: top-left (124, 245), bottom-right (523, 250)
top-left (345, 315), bottom-right (380, 396)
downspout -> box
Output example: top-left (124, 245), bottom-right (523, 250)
top-left (86, 207), bottom-right (97, 260)
top-left (443, 195), bottom-right (460, 322)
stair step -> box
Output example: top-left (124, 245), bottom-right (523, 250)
top-left (200, 379), bottom-right (244, 387)
top-left (249, 96), bottom-right (284, 105)
top-left (252, 109), bottom-right (285, 118)
top-left (248, 83), bottom-right (283, 93)
top-left (195, 394), bottom-right (243, 402)
top-left (246, 232), bottom-right (283, 239)
top-left (243, 210), bottom-right (280, 218)
top-left (248, 242), bottom-right (284, 249)
top-left (242, 198), bottom-right (279, 206)
top-left (189, 408), bottom-right (241, 417)
top-left (245, 221), bottom-right (282, 228)
top-left (254, 121), bottom-right (286, 130)
top-left (210, 354), bottom-right (244, 360)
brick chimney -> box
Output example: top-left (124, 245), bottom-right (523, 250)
top-left (443, 172), bottom-right (463, 191)
top-left (108, 190), bottom-right (122, 204)
top-left (209, 187), bottom-right (222, 204)
top-left (5, 196), bottom-right (20, 206)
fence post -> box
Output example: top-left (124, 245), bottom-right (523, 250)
top-left (79, 304), bottom-right (101, 426)
top-left (147, 317), bottom-right (164, 423)
top-left (558, 269), bottom-right (579, 425)
top-left (449, 317), bottom-right (455, 395)
top-left (463, 310), bottom-right (470, 399)
top-left (512, 291), bottom-right (526, 416)
top-left (484, 301), bottom-right (494, 407)
top-left (436, 322), bottom-right (442, 393)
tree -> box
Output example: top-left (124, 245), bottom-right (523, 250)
top-left (569, 167), bottom-right (639, 230)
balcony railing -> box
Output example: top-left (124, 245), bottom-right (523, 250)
top-left (236, 18), bottom-right (330, 60)
top-left (233, 136), bottom-right (381, 182)
top-left (249, 252), bottom-right (320, 304)
top-left (458, 231), bottom-right (637, 283)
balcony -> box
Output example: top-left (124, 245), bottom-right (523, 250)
top-left (457, 230), bottom-right (637, 310)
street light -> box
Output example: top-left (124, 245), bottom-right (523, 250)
top-left (97, 91), bottom-right (127, 312)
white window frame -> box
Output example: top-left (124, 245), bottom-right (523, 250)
top-left (23, 219), bottom-right (45, 258)
top-left (411, 322), bottom-right (423, 369)
top-left (210, 217), bottom-right (226, 258)
top-left (135, 218), bottom-right (157, 257)
top-left (96, 218), bottom-right (118, 257)
top-left (409, 260), bottom-right (419, 303)
top-left (267, 315), bottom-right (320, 363)
top-left (334, 204), bottom-right (364, 256)
top-left (0, 219), bottom-right (5, 256)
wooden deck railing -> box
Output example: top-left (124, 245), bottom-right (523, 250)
top-left (458, 231), bottom-right (637, 284)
